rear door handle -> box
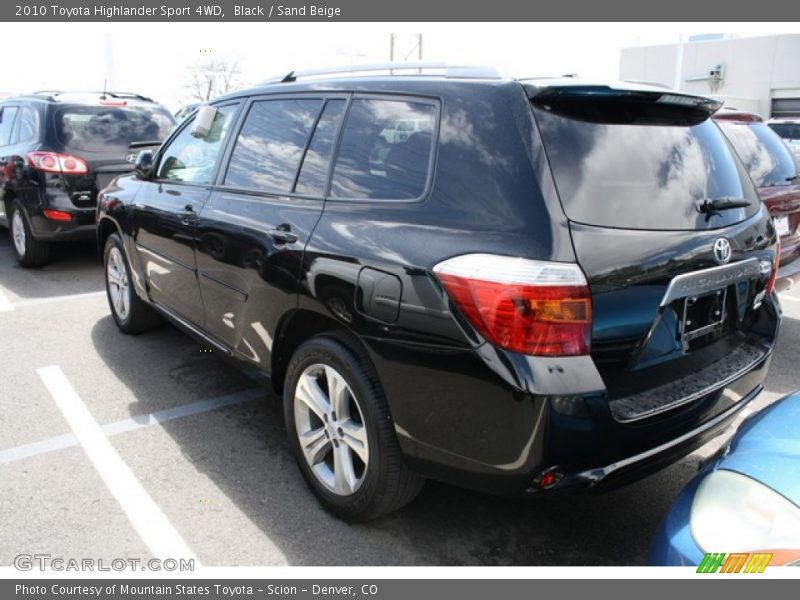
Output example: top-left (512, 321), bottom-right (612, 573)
top-left (267, 226), bottom-right (298, 244)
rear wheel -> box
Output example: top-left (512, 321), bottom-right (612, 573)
top-left (10, 202), bottom-right (50, 268)
top-left (104, 232), bottom-right (160, 334)
top-left (283, 335), bottom-right (424, 521)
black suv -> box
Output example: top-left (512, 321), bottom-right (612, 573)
top-left (0, 91), bottom-right (175, 267)
top-left (96, 65), bottom-right (781, 521)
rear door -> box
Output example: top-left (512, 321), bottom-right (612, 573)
top-left (531, 88), bottom-right (778, 421)
top-left (196, 95), bottom-right (346, 364)
top-left (132, 103), bottom-right (239, 326)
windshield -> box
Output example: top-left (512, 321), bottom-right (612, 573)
top-left (717, 121), bottom-right (798, 188)
top-left (533, 105), bottom-right (759, 230)
top-left (56, 105), bottom-right (175, 153)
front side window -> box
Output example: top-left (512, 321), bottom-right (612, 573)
top-left (330, 98), bottom-right (437, 200)
top-left (224, 98), bottom-right (322, 194)
top-left (157, 104), bottom-right (238, 184)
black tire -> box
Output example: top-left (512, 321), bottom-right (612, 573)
top-left (283, 334), bottom-right (424, 521)
top-left (103, 232), bottom-right (161, 334)
top-left (9, 202), bottom-right (50, 268)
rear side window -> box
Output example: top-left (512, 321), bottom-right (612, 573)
top-left (330, 98), bottom-right (437, 200)
top-left (224, 99), bottom-right (322, 194)
top-left (13, 106), bottom-right (39, 144)
top-left (534, 106), bottom-right (759, 230)
top-left (717, 121), bottom-right (797, 188)
top-left (56, 106), bottom-right (175, 152)
top-left (0, 106), bottom-right (18, 146)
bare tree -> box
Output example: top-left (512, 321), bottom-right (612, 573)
top-left (185, 57), bottom-right (243, 102)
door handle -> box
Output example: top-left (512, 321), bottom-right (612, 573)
top-left (267, 225), bottom-right (298, 244)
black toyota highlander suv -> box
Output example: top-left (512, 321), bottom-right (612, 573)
top-left (0, 91), bottom-right (175, 267)
top-left (96, 64), bottom-right (781, 521)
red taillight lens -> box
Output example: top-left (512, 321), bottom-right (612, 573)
top-left (434, 254), bottom-right (592, 356)
top-left (42, 209), bottom-right (73, 221)
top-left (766, 251), bottom-right (780, 294)
top-left (27, 152), bottom-right (89, 175)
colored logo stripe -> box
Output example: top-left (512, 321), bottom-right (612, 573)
top-left (697, 552), bottom-right (772, 573)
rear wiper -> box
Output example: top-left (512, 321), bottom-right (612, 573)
top-left (697, 197), bottom-right (751, 221)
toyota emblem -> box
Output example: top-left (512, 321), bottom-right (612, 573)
top-left (713, 238), bottom-right (732, 265)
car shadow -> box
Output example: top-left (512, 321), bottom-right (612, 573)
top-left (90, 315), bottom-right (702, 566)
top-left (0, 234), bottom-right (103, 300)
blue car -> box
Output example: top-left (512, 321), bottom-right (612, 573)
top-left (650, 391), bottom-right (800, 567)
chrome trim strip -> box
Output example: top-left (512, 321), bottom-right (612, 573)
top-left (660, 258), bottom-right (761, 307)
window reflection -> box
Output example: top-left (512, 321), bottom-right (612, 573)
top-left (224, 99), bottom-right (322, 194)
top-left (717, 122), bottom-right (797, 188)
top-left (158, 104), bottom-right (237, 184)
top-left (56, 107), bottom-right (174, 152)
top-left (331, 99), bottom-right (436, 200)
top-left (295, 99), bottom-right (345, 196)
top-left (535, 108), bottom-right (756, 230)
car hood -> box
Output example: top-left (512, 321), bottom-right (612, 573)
top-left (716, 391), bottom-right (800, 505)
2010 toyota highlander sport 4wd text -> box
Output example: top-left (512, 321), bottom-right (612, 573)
top-left (96, 65), bottom-right (781, 521)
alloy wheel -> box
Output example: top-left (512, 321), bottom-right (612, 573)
top-left (106, 246), bottom-right (131, 321)
top-left (11, 210), bottom-right (26, 257)
top-left (294, 363), bottom-right (369, 496)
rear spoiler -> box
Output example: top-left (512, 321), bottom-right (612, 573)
top-left (525, 85), bottom-right (723, 126)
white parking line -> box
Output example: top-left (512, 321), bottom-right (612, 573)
top-left (0, 288), bottom-right (13, 312)
top-left (13, 290), bottom-right (106, 308)
top-left (0, 388), bottom-right (263, 465)
top-left (37, 365), bottom-right (198, 563)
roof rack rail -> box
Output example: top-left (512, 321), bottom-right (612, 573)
top-left (31, 90), bottom-right (154, 102)
top-left (261, 62), bottom-right (501, 85)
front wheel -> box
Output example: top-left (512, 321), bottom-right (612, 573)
top-left (104, 232), bottom-right (160, 334)
top-left (283, 335), bottom-right (424, 521)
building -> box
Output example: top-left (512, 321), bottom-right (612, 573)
top-left (620, 34), bottom-right (800, 119)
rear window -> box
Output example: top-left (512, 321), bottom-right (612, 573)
top-left (534, 105), bottom-right (759, 230)
top-left (56, 106), bottom-right (175, 152)
top-left (769, 122), bottom-right (800, 140)
top-left (717, 121), bottom-right (798, 188)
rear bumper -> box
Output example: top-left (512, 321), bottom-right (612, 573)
top-left (29, 209), bottom-right (96, 241)
top-left (370, 299), bottom-right (779, 497)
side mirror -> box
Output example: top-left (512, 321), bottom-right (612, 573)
top-left (191, 105), bottom-right (218, 138)
top-left (134, 150), bottom-right (154, 180)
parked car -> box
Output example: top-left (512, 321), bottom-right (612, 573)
top-left (0, 91), bottom-right (175, 267)
top-left (767, 118), bottom-right (800, 163)
top-left (96, 64), bottom-right (781, 521)
top-left (715, 110), bottom-right (800, 275)
top-left (649, 390), bottom-right (800, 567)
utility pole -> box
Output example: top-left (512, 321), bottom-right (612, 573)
top-left (389, 33), bottom-right (423, 62)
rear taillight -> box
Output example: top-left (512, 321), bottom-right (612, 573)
top-left (433, 254), bottom-right (592, 356)
top-left (27, 152), bottom-right (89, 175)
top-left (42, 209), bottom-right (72, 221)
top-left (766, 251), bottom-right (780, 294)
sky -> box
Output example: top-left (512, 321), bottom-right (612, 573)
top-left (0, 22), bottom-right (797, 111)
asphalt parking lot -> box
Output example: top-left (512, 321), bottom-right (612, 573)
top-left (1, 234), bottom-right (799, 567)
